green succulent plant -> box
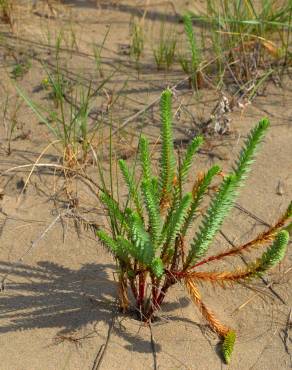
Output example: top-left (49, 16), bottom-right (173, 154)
top-left (97, 88), bottom-right (291, 363)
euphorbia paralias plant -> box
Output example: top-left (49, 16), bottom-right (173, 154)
top-left (97, 89), bottom-right (291, 363)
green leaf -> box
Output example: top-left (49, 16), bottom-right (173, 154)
top-left (183, 14), bottom-right (201, 71)
top-left (139, 136), bottom-right (152, 183)
top-left (130, 213), bottom-right (154, 264)
top-left (97, 230), bottom-right (128, 262)
top-left (186, 118), bottom-right (270, 266)
top-left (151, 177), bottom-right (160, 199)
top-left (182, 165), bottom-right (221, 236)
top-left (179, 136), bottom-right (204, 186)
top-left (187, 175), bottom-right (238, 265)
top-left (116, 236), bottom-right (135, 262)
top-left (164, 193), bottom-right (192, 248)
top-left (151, 257), bottom-right (164, 277)
top-left (222, 331), bottom-right (236, 364)
top-left (118, 159), bottom-right (143, 216)
top-left (99, 191), bottom-right (130, 232)
top-left (285, 222), bottom-right (292, 236)
top-left (97, 229), bottom-right (118, 252)
top-left (159, 89), bottom-right (176, 199)
top-left (285, 201), bottom-right (292, 218)
top-left (256, 230), bottom-right (289, 274)
top-left (141, 180), bottom-right (162, 247)
top-left (233, 118), bottom-right (270, 182)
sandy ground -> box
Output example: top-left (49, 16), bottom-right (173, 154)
top-left (0, 1), bottom-right (292, 369)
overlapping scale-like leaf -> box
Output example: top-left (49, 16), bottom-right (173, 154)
top-left (186, 119), bottom-right (270, 267)
top-left (159, 89), bottom-right (176, 201)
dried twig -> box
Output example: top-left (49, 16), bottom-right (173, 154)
top-left (283, 308), bottom-right (292, 358)
top-left (149, 324), bottom-right (158, 370)
top-left (91, 307), bottom-right (117, 370)
top-left (16, 140), bottom-right (60, 207)
top-left (1, 162), bottom-right (102, 194)
top-left (234, 203), bottom-right (271, 227)
top-left (54, 332), bottom-right (95, 348)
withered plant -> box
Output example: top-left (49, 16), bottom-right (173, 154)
top-left (97, 89), bottom-right (291, 363)
top-left (0, 0), bottom-right (14, 30)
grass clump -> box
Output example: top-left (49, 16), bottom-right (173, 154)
top-left (15, 29), bottom-right (113, 167)
top-left (17, 68), bottom-right (100, 167)
top-left (179, 14), bottom-right (202, 89)
top-left (130, 19), bottom-right (145, 69)
top-left (11, 60), bottom-right (32, 80)
top-left (192, 0), bottom-right (292, 91)
top-left (1, 94), bottom-right (22, 155)
top-left (97, 88), bottom-right (291, 363)
top-left (0, 0), bottom-right (13, 30)
top-left (153, 23), bottom-right (177, 70)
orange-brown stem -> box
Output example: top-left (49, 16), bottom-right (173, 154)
top-left (143, 275), bottom-right (176, 322)
top-left (190, 213), bottom-right (288, 270)
top-left (118, 272), bottom-right (129, 313)
top-left (137, 272), bottom-right (146, 310)
top-left (185, 278), bottom-right (230, 337)
top-left (185, 269), bottom-right (254, 286)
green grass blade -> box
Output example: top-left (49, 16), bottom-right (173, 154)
top-left (15, 85), bottom-right (58, 137)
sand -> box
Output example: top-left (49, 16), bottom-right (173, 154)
top-left (0, 1), bottom-right (291, 369)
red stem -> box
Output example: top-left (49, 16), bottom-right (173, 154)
top-left (144, 275), bottom-right (176, 321)
top-left (151, 277), bottom-right (158, 307)
top-left (189, 219), bottom-right (286, 271)
top-left (137, 272), bottom-right (146, 309)
top-left (190, 253), bottom-right (229, 269)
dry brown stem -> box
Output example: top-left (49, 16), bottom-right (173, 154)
top-left (185, 278), bottom-right (230, 336)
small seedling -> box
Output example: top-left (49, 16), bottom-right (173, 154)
top-left (41, 70), bottom-right (71, 107)
top-left (1, 94), bottom-right (22, 155)
top-left (17, 72), bottom-right (99, 167)
top-left (153, 23), bottom-right (177, 70)
top-left (179, 14), bottom-right (202, 89)
top-left (93, 27), bottom-right (110, 78)
top-left (0, 0), bottom-right (14, 30)
top-left (130, 19), bottom-right (145, 68)
top-left (10, 60), bottom-right (31, 80)
top-left (97, 89), bottom-right (291, 364)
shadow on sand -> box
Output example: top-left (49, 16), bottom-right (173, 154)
top-left (0, 260), bottom-right (194, 354)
